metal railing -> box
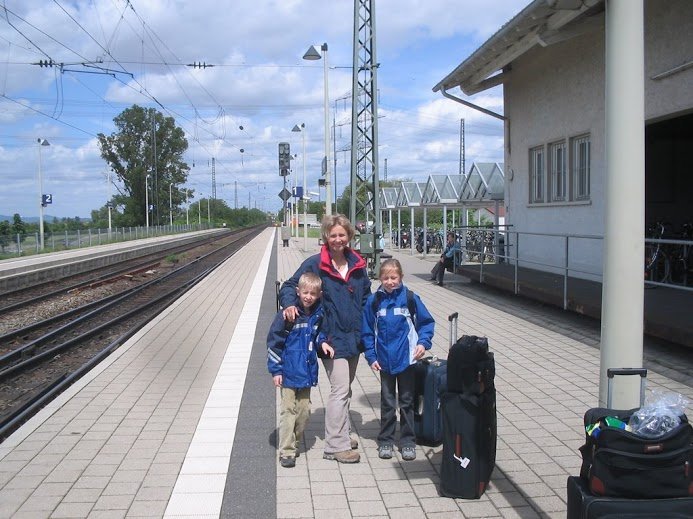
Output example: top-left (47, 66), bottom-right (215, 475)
top-left (450, 226), bottom-right (693, 310)
top-left (0, 223), bottom-right (212, 259)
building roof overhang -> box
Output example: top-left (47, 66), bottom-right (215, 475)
top-left (432, 0), bottom-right (604, 96)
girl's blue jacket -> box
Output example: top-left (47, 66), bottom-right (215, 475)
top-left (267, 304), bottom-right (325, 389)
top-left (362, 284), bottom-right (435, 376)
top-left (279, 246), bottom-right (371, 359)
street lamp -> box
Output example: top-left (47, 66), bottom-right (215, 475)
top-left (169, 183), bottom-right (173, 227)
top-left (303, 43), bottom-right (332, 216)
top-left (37, 138), bottom-right (50, 250)
top-left (292, 123), bottom-right (307, 251)
top-left (145, 174), bottom-right (151, 231)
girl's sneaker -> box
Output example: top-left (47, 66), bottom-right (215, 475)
top-left (378, 444), bottom-right (393, 459)
top-left (401, 446), bottom-right (416, 461)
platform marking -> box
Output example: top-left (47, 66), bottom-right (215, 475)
top-left (164, 230), bottom-right (275, 518)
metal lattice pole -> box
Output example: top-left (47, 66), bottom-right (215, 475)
top-left (350, 0), bottom-right (380, 275)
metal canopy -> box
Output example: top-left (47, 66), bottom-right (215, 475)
top-left (395, 182), bottom-right (423, 207)
top-left (379, 187), bottom-right (398, 209)
top-left (460, 162), bottom-right (505, 201)
top-left (384, 163), bottom-right (505, 210)
top-left (421, 174), bottom-right (465, 205)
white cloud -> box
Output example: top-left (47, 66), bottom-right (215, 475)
top-left (0, 0), bottom-right (527, 218)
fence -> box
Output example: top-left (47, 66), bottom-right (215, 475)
top-left (0, 223), bottom-right (212, 258)
top-left (448, 226), bottom-right (693, 310)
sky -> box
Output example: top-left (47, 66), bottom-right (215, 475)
top-left (0, 0), bottom-right (528, 220)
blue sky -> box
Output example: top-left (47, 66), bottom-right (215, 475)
top-left (0, 0), bottom-right (527, 219)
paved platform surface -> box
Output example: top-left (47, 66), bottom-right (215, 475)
top-left (0, 228), bottom-right (690, 518)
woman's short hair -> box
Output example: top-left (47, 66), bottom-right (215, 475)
top-left (321, 214), bottom-right (355, 242)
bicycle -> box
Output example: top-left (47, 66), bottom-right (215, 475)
top-left (644, 221), bottom-right (670, 284)
top-left (666, 222), bottom-right (693, 286)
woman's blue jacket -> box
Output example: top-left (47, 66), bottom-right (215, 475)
top-left (362, 284), bottom-right (435, 376)
top-left (279, 246), bottom-right (371, 359)
top-left (267, 304), bottom-right (324, 389)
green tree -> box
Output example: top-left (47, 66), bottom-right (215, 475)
top-left (11, 213), bottom-right (26, 243)
top-left (97, 105), bottom-right (189, 227)
top-left (0, 220), bottom-right (10, 253)
top-left (189, 198), bottom-right (267, 228)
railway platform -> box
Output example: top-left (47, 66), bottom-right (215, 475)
top-left (0, 228), bottom-right (691, 518)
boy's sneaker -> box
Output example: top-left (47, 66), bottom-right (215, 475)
top-left (279, 456), bottom-right (295, 468)
top-left (350, 437), bottom-right (359, 450)
top-left (323, 450), bottom-right (360, 463)
top-left (401, 446), bottom-right (416, 461)
top-left (378, 444), bottom-right (393, 459)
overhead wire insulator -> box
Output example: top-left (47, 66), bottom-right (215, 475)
top-left (186, 61), bottom-right (215, 69)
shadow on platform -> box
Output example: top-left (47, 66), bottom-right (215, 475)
top-left (455, 262), bottom-right (693, 349)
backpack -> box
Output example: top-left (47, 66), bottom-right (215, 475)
top-left (371, 288), bottom-right (417, 323)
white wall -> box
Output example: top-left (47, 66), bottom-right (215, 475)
top-left (503, 0), bottom-right (693, 279)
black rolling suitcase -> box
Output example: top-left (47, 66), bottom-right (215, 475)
top-left (439, 389), bottom-right (497, 499)
top-left (439, 320), bottom-right (497, 499)
top-left (567, 475), bottom-right (693, 519)
top-left (413, 313), bottom-right (458, 446)
top-left (447, 334), bottom-right (494, 395)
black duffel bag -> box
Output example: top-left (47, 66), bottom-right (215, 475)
top-left (579, 406), bottom-right (693, 499)
top-left (446, 335), bottom-right (494, 395)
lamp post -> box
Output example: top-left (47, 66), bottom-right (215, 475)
top-left (145, 174), bottom-right (151, 232)
top-left (107, 169), bottom-right (113, 240)
top-left (292, 123), bottom-right (307, 251)
top-left (37, 138), bottom-right (50, 250)
top-left (169, 183), bottom-right (173, 227)
top-left (303, 43), bottom-right (332, 216)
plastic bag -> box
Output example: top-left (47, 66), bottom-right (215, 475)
top-left (627, 390), bottom-right (690, 438)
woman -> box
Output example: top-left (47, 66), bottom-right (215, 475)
top-left (279, 214), bottom-right (371, 464)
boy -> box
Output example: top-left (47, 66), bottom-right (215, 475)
top-left (267, 272), bottom-right (333, 468)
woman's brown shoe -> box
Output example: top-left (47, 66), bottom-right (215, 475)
top-left (323, 450), bottom-right (360, 463)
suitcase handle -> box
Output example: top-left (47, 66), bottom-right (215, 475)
top-left (607, 368), bottom-right (647, 379)
top-left (448, 312), bottom-right (458, 350)
top-left (606, 368), bottom-right (647, 408)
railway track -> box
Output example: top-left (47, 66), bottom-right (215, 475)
top-left (0, 226), bottom-right (263, 441)
top-left (0, 231), bottom-right (231, 314)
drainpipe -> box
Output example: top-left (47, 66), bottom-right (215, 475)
top-left (440, 87), bottom-right (506, 121)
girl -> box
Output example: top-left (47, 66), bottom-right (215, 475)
top-left (362, 259), bottom-right (435, 461)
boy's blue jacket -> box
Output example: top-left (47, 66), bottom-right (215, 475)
top-left (362, 284), bottom-right (435, 376)
top-left (267, 304), bottom-right (325, 389)
top-left (279, 246), bottom-right (371, 359)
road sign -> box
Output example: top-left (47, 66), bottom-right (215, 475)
top-left (278, 188), bottom-right (291, 201)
